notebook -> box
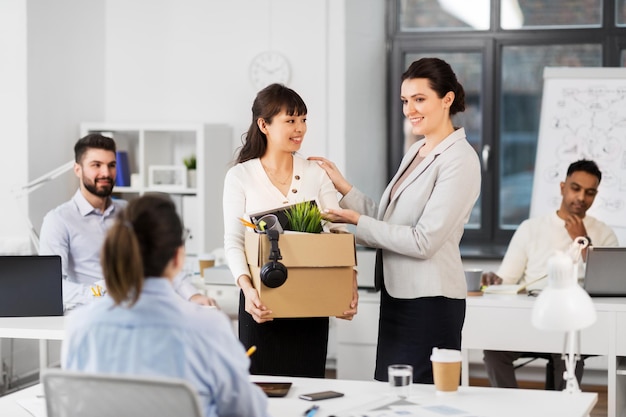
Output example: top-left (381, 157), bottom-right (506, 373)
top-left (583, 247), bottom-right (626, 297)
top-left (0, 255), bottom-right (64, 316)
top-left (482, 274), bottom-right (547, 294)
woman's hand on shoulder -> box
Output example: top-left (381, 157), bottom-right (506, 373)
top-left (308, 156), bottom-right (353, 195)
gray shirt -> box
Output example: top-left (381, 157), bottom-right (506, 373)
top-left (39, 190), bottom-right (198, 308)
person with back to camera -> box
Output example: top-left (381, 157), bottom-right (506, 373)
top-left (223, 83), bottom-right (358, 378)
top-left (309, 57), bottom-right (481, 383)
top-left (62, 193), bottom-right (268, 417)
top-left (481, 159), bottom-right (618, 390)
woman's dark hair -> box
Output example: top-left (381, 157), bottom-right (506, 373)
top-left (402, 58), bottom-right (466, 115)
top-left (101, 193), bottom-right (184, 306)
top-left (236, 83), bottom-right (307, 163)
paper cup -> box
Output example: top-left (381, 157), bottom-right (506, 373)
top-left (198, 254), bottom-right (215, 277)
top-left (430, 348), bottom-right (462, 394)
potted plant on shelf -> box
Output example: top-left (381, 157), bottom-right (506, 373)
top-left (183, 154), bottom-right (197, 189)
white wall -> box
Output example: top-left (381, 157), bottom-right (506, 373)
top-left (102, 0), bottom-right (386, 196)
top-left (0, 0), bottom-right (387, 385)
top-left (1, 0), bottom-right (387, 249)
top-left (26, 0), bottom-right (107, 237)
top-left (0, 0), bottom-right (29, 254)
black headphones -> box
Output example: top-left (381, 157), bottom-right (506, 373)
top-left (260, 229), bottom-right (288, 288)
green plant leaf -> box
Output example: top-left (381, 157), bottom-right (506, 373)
top-left (285, 201), bottom-right (324, 233)
top-left (183, 154), bottom-right (197, 170)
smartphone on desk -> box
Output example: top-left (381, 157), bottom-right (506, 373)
top-left (299, 390), bottom-right (344, 401)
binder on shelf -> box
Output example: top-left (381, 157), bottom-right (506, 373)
top-left (115, 151), bottom-right (131, 187)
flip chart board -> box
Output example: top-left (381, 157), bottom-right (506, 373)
top-left (530, 67), bottom-right (626, 244)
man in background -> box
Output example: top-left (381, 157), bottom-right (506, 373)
top-left (39, 133), bottom-right (214, 309)
top-left (482, 159), bottom-right (618, 390)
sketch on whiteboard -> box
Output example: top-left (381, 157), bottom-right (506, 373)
top-left (531, 68), bottom-right (626, 230)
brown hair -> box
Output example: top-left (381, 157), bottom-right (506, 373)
top-left (236, 83), bottom-right (307, 164)
top-left (101, 193), bottom-right (184, 306)
top-left (402, 57), bottom-right (466, 115)
top-left (74, 133), bottom-right (116, 164)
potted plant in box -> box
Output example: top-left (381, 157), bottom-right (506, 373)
top-left (284, 201), bottom-right (325, 233)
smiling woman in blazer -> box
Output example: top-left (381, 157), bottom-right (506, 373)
top-left (310, 57), bottom-right (481, 384)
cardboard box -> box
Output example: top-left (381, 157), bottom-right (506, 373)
top-left (244, 231), bottom-right (356, 318)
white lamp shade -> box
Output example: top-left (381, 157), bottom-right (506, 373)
top-left (531, 251), bottom-right (597, 331)
top-left (531, 285), bottom-right (597, 331)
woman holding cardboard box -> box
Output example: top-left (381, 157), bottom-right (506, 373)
top-left (223, 83), bottom-right (358, 378)
top-left (310, 58), bottom-right (481, 383)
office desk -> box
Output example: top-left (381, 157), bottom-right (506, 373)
top-left (0, 374), bottom-right (597, 417)
top-left (0, 316), bottom-right (65, 370)
top-left (463, 294), bottom-right (626, 417)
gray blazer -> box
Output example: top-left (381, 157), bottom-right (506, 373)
top-left (341, 128), bottom-right (481, 299)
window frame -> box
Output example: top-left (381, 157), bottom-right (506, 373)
top-left (387, 0), bottom-right (626, 257)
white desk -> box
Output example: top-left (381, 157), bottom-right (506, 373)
top-left (0, 316), bottom-right (65, 370)
top-left (463, 294), bottom-right (626, 417)
top-left (0, 374), bottom-right (597, 417)
top-left (337, 292), bottom-right (626, 417)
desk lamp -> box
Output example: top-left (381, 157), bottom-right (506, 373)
top-left (531, 237), bottom-right (596, 393)
top-left (12, 161), bottom-right (75, 252)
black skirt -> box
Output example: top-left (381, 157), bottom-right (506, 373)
top-left (238, 290), bottom-right (329, 378)
top-left (374, 285), bottom-right (466, 384)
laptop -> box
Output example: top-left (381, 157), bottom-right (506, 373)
top-left (0, 255), bottom-right (64, 316)
top-left (583, 247), bottom-right (626, 297)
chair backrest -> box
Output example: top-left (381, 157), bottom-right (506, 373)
top-left (42, 369), bottom-right (203, 417)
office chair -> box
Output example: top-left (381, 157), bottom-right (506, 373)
top-left (42, 369), bottom-right (203, 417)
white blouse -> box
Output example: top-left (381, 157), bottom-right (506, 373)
top-left (223, 155), bottom-right (345, 283)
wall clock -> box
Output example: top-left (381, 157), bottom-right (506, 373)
top-left (249, 51), bottom-right (291, 90)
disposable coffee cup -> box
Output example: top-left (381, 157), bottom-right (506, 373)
top-left (430, 348), bottom-right (462, 395)
top-left (464, 269), bottom-right (483, 292)
top-left (198, 254), bottom-right (215, 277)
top-left (257, 214), bottom-right (283, 234)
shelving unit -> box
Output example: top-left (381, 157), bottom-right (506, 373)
top-left (80, 122), bottom-right (233, 255)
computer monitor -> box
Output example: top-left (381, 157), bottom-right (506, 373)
top-left (0, 255), bottom-right (63, 316)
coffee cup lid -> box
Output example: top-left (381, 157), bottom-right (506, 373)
top-left (430, 347), bottom-right (462, 362)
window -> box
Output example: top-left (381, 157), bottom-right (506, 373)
top-left (388, 0), bottom-right (626, 254)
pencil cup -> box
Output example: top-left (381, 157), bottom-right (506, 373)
top-left (464, 269), bottom-right (483, 292)
top-left (257, 214), bottom-right (283, 234)
top-left (388, 364), bottom-right (412, 399)
top-left (430, 348), bottom-right (462, 395)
